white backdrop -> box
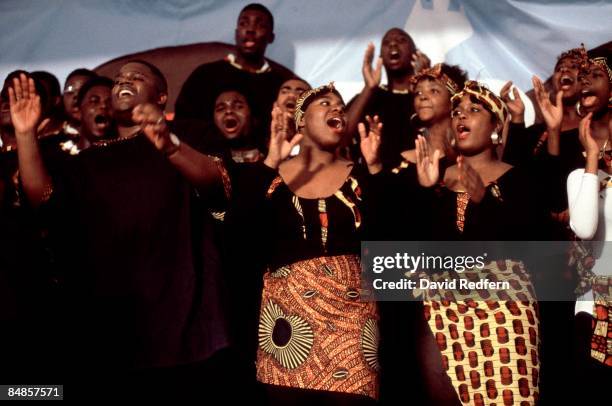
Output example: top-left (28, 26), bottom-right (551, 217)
top-left (1, 0), bottom-right (611, 124)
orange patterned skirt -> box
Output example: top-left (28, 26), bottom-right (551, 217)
top-left (422, 260), bottom-right (540, 406)
top-left (256, 254), bottom-right (379, 399)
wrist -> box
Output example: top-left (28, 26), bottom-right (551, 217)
top-left (367, 162), bottom-right (382, 174)
top-left (163, 132), bottom-right (181, 157)
top-left (263, 155), bottom-right (280, 169)
top-left (510, 114), bottom-right (524, 124)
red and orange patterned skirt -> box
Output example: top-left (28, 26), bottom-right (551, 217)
top-left (256, 254), bottom-right (379, 400)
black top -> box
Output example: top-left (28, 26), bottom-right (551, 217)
top-left (429, 166), bottom-right (550, 241)
top-left (44, 134), bottom-right (228, 369)
top-left (174, 59), bottom-right (295, 154)
top-left (503, 122), bottom-right (583, 213)
top-left (348, 87), bottom-right (416, 169)
top-left (225, 162), bottom-right (376, 270)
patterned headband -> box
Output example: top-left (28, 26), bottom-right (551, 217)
top-left (588, 56), bottom-right (612, 85)
top-left (294, 82), bottom-right (343, 130)
top-left (451, 81), bottom-right (509, 125)
top-left (410, 63), bottom-right (460, 95)
top-left (557, 44), bottom-right (589, 67)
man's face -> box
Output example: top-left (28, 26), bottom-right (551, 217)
top-left (80, 85), bottom-right (113, 139)
top-left (112, 62), bottom-right (162, 113)
top-left (63, 74), bottom-right (90, 123)
top-left (214, 91), bottom-right (251, 140)
top-left (381, 28), bottom-right (415, 74)
top-left (235, 9), bottom-right (274, 59)
top-left (277, 79), bottom-right (310, 114)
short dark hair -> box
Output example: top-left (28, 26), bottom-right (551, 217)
top-left (31, 71), bottom-right (61, 100)
top-left (441, 64), bottom-right (468, 90)
top-left (65, 68), bottom-right (96, 86)
top-left (77, 76), bottom-right (114, 106)
top-left (240, 3), bottom-right (274, 32)
top-left (123, 59), bottom-right (168, 94)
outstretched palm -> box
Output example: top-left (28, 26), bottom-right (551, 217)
top-left (363, 43), bottom-right (382, 90)
top-left (415, 135), bottom-right (441, 187)
top-left (9, 74), bottom-right (41, 135)
top-left (532, 75), bottom-right (563, 132)
top-left (359, 115), bottom-right (383, 167)
top-left (265, 105), bottom-right (302, 168)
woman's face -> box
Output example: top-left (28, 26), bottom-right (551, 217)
top-left (578, 63), bottom-right (611, 115)
top-left (213, 91), bottom-right (251, 140)
top-left (414, 78), bottom-right (452, 123)
top-left (451, 94), bottom-right (497, 156)
top-left (300, 92), bottom-right (346, 150)
top-left (553, 57), bottom-right (581, 101)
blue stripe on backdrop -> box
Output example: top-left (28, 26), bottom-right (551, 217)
top-left (0, 0), bottom-right (610, 101)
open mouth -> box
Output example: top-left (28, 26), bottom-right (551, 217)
top-left (223, 116), bottom-right (240, 132)
top-left (326, 116), bottom-right (345, 131)
top-left (560, 75), bottom-right (574, 86)
top-left (243, 39), bottom-right (257, 48)
top-left (581, 89), bottom-right (598, 107)
top-left (285, 101), bottom-right (296, 110)
top-left (389, 50), bottom-right (401, 62)
top-left (456, 124), bottom-right (470, 139)
top-left (94, 114), bottom-right (110, 128)
top-left (118, 87), bottom-right (135, 98)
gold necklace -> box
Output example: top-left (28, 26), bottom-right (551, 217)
top-left (92, 131), bottom-right (140, 148)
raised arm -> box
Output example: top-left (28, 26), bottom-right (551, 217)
top-left (345, 43), bottom-right (383, 142)
top-left (568, 113), bottom-right (600, 239)
top-left (10, 73), bottom-right (53, 208)
top-left (133, 103), bottom-right (223, 189)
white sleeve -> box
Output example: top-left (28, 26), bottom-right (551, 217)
top-left (568, 169), bottom-right (600, 240)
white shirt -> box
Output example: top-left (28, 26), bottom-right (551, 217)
top-left (567, 168), bottom-right (612, 314)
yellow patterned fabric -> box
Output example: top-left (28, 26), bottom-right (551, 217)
top-left (410, 63), bottom-right (461, 95)
top-left (256, 254), bottom-right (380, 399)
top-left (451, 81), bottom-right (509, 126)
top-left (421, 260), bottom-right (540, 405)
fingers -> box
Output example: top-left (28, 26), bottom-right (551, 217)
top-left (554, 90), bottom-right (564, 108)
top-left (13, 76), bottom-right (23, 102)
top-left (289, 133), bottom-right (303, 148)
top-left (500, 81), bottom-right (512, 100)
top-left (374, 57), bottom-right (383, 77)
top-left (512, 87), bottom-right (521, 102)
top-left (358, 122), bottom-right (367, 141)
top-left (132, 103), bottom-right (164, 129)
top-left (364, 42), bottom-right (375, 65)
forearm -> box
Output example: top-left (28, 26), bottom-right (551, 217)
top-left (568, 170), bottom-right (599, 239)
top-left (15, 130), bottom-right (52, 208)
top-left (546, 129), bottom-right (560, 156)
top-left (167, 141), bottom-right (222, 189)
top-left (345, 86), bottom-right (376, 140)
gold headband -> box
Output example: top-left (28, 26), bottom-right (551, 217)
top-left (410, 63), bottom-right (460, 95)
top-left (451, 81), bottom-right (509, 125)
top-left (294, 82), bottom-right (340, 130)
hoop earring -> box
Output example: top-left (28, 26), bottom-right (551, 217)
top-left (576, 101), bottom-right (585, 117)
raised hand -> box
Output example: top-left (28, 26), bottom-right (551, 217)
top-left (532, 75), bottom-right (563, 133)
top-left (411, 50), bottom-right (431, 73)
top-left (500, 81), bottom-right (525, 123)
top-left (363, 42), bottom-right (383, 90)
top-left (132, 103), bottom-right (175, 155)
top-left (457, 156), bottom-right (485, 203)
top-left (578, 113), bottom-right (599, 157)
top-left (9, 73), bottom-right (42, 136)
top-left (415, 134), bottom-right (441, 187)
top-left (358, 115), bottom-right (383, 173)
top-left (264, 105), bottom-right (303, 169)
